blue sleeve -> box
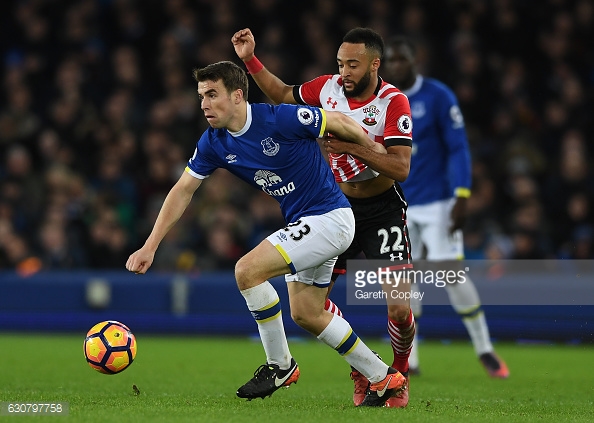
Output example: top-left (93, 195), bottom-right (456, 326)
top-left (274, 104), bottom-right (326, 141)
top-left (437, 87), bottom-right (472, 195)
top-left (186, 132), bottom-right (219, 178)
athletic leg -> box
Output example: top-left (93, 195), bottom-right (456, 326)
top-left (235, 239), bottom-right (298, 399)
top-left (406, 214), bottom-right (424, 373)
top-left (423, 199), bottom-right (509, 378)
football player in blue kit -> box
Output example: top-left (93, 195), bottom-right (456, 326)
top-left (126, 61), bottom-right (406, 406)
top-left (383, 36), bottom-right (509, 378)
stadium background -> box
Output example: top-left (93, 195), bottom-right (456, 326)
top-left (0, 0), bottom-right (592, 341)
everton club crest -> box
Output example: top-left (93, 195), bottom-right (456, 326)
top-left (261, 137), bottom-right (280, 156)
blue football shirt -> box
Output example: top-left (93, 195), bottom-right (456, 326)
top-left (400, 76), bottom-right (472, 206)
top-left (186, 103), bottom-right (350, 223)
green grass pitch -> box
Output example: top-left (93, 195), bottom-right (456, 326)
top-left (1, 333), bottom-right (593, 422)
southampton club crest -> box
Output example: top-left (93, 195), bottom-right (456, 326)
top-left (261, 137), bottom-right (280, 156)
top-left (362, 105), bottom-right (379, 126)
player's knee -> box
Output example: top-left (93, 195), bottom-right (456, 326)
top-left (290, 303), bottom-right (320, 332)
top-left (290, 308), bottom-right (311, 330)
top-left (388, 304), bottom-right (411, 322)
top-left (234, 256), bottom-right (255, 289)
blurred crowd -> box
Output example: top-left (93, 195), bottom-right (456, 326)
top-left (0, 0), bottom-right (592, 275)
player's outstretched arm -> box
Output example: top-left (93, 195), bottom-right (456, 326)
top-left (324, 138), bottom-right (410, 182)
top-left (126, 172), bottom-right (202, 274)
top-left (231, 28), bottom-right (296, 105)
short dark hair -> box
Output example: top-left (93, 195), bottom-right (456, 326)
top-left (342, 27), bottom-right (385, 60)
top-left (192, 61), bottom-right (249, 100)
top-left (386, 36), bottom-right (417, 57)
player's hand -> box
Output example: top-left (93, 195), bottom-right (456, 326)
top-left (450, 197), bottom-right (467, 234)
top-left (232, 28), bottom-right (256, 62)
top-left (126, 248), bottom-right (155, 274)
top-left (323, 136), bottom-right (385, 154)
top-left (323, 136), bottom-right (351, 154)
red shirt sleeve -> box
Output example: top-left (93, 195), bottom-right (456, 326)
top-left (295, 75), bottom-right (334, 107)
top-left (383, 90), bottom-right (413, 146)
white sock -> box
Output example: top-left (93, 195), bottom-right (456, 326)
top-left (409, 284), bottom-right (422, 369)
top-left (317, 314), bottom-right (388, 383)
top-left (408, 329), bottom-right (420, 369)
top-left (241, 282), bottom-right (291, 368)
top-left (445, 279), bottom-right (493, 355)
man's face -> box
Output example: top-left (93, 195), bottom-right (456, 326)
top-left (337, 42), bottom-right (375, 98)
top-left (383, 44), bottom-right (416, 89)
top-left (197, 79), bottom-right (234, 129)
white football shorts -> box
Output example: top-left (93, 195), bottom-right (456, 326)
top-left (266, 207), bottom-right (355, 287)
top-left (407, 198), bottom-right (464, 261)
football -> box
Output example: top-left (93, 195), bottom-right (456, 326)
top-left (83, 320), bottom-right (137, 374)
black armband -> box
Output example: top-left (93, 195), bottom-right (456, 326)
top-left (293, 85), bottom-right (307, 105)
top-left (385, 137), bottom-right (412, 148)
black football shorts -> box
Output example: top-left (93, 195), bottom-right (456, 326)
top-left (332, 184), bottom-right (413, 280)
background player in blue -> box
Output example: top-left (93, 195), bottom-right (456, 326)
top-left (383, 37), bottom-right (509, 378)
top-left (126, 61), bottom-right (405, 406)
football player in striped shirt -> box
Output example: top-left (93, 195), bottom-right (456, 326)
top-left (233, 27), bottom-right (415, 408)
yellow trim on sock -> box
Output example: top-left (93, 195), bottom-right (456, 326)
top-left (342, 338), bottom-right (361, 356)
top-left (258, 298), bottom-right (279, 311)
top-left (460, 306), bottom-right (483, 319)
top-left (256, 310), bottom-right (282, 324)
top-left (338, 329), bottom-right (353, 347)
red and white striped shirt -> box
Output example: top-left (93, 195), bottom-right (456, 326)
top-left (295, 75), bottom-right (412, 182)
